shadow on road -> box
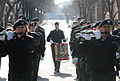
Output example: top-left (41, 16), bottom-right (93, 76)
top-left (0, 77), bottom-right (6, 81)
top-left (37, 76), bottom-right (49, 81)
top-left (50, 72), bottom-right (73, 78)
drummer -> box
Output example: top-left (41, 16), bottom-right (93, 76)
top-left (47, 22), bottom-right (66, 73)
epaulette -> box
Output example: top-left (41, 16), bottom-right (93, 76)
top-left (28, 32), bottom-right (40, 38)
top-left (108, 35), bottom-right (120, 42)
top-left (26, 34), bottom-right (34, 39)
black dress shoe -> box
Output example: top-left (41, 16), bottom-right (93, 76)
top-left (55, 69), bottom-right (59, 73)
top-left (57, 70), bottom-right (59, 73)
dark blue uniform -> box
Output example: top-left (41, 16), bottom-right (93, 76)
top-left (28, 32), bottom-right (41, 81)
top-left (79, 35), bottom-right (119, 81)
top-left (0, 33), bottom-right (36, 81)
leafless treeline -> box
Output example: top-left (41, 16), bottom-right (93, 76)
top-left (66, 0), bottom-right (120, 23)
top-left (0, 0), bottom-right (54, 27)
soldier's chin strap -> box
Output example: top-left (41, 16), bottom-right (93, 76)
top-left (16, 32), bottom-right (24, 34)
top-left (101, 32), bottom-right (110, 34)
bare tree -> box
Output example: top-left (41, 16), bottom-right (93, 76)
top-left (3, 0), bottom-right (22, 28)
top-left (0, 0), bottom-right (6, 25)
top-left (116, 0), bottom-right (120, 20)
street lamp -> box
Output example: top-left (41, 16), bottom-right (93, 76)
top-left (35, 8), bottom-right (38, 17)
top-left (35, 8), bottom-right (38, 11)
top-left (39, 11), bottom-right (41, 13)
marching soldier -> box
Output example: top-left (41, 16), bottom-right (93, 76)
top-left (0, 19), bottom-right (37, 81)
top-left (28, 22), bottom-right (42, 81)
top-left (78, 19), bottom-right (119, 81)
top-left (113, 21), bottom-right (120, 78)
top-left (32, 18), bottom-right (46, 59)
top-left (32, 18), bottom-right (46, 80)
top-left (47, 22), bottom-right (66, 73)
top-left (69, 18), bottom-right (87, 81)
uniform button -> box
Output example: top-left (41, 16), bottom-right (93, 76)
top-left (22, 38), bottom-right (24, 40)
top-left (80, 42), bottom-right (83, 44)
top-left (32, 51), bottom-right (34, 53)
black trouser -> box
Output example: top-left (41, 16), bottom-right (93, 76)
top-left (76, 58), bottom-right (80, 80)
top-left (32, 54), bottom-right (41, 81)
top-left (8, 72), bottom-right (33, 81)
top-left (79, 58), bottom-right (86, 81)
top-left (78, 57), bottom-right (90, 81)
top-left (89, 70), bottom-right (116, 81)
top-left (51, 44), bottom-right (61, 71)
top-left (0, 58), bottom-right (1, 70)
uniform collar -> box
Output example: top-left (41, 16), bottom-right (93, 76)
top-left (55, 29), bottom-right (59, 31)
top-left (101, 34), bottom-right (111, 41)
top-left (14, 33), bottom-right (26, 40)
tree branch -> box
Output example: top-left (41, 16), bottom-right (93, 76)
top-left (113, 10), bottom-right (118, 19)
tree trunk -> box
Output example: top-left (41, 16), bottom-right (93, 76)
top-left (116, 0), bottom-right (120, 20)
top-left (0, 0), bottom-right (5, 26)
top-left (5, 6), bottom-right (13, 28)
top-left (15, 3), bottom-right (22, 20)
top-left (5, 0), bottom-right (22, 28)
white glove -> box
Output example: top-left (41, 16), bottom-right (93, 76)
top-left (75, 33), bottom-right (80, 38)
top-left (72, 57), bottom-right (78, 65)
top-left (50, 40), bottom-right (53, 44)
top-left (40, 57), bottom-right (44, 61)
top-left (6, 31), bottom-right (14, 40)
top-left (0, 30), bottom-right (6, 41)
top-left (116, 52), bottom-right (120, 59)
top-left (79, 31), bottom-right (92, 40)
top-left (0, 35), bottom-right (5, 41)
top-left (64, 38), bottom-right (68, 41)
top-left (70, 51), bottom-right (73, 55)
top-left (93, 30), bottom-right (101, 39)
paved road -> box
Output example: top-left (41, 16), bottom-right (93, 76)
top-left (37, 20), bottom-right (76, 81)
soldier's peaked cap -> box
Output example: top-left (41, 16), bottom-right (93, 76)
top-left (13, 19), bottom-right (27, 30)
top-left (30, 22), bottom-right (36, 27)
top-left (32, 17), bottom-right (39, 22)
top-left (99, 19), bottom-right (113, 27)
top-left (54, 22), bottom-right (59, 25)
